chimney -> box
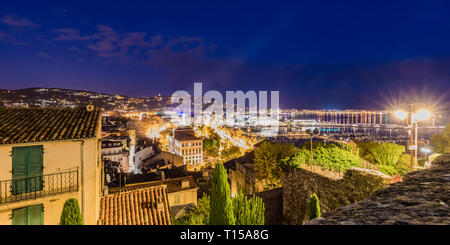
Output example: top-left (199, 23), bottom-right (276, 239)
top-left (181, 178), bottom-right (190, 188)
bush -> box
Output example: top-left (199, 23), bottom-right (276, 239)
top-left (60, 198), bottom-right (83, 225)
top-left (173, 195), bottom-right (210, 225)
top-left (357, 141), bottom-right (410, 176)
top-left (233, 192), bottom-right (265, 225)
top-left (308, 193), bottom-right (321, 220)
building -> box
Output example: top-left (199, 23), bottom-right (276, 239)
top-left (223, 151), bottom-right (267, 196)
top-left (0, 107), bottom-right (102, 225)
top-left (139, 151), bottom-right (184, 173)
top-left (134, 146), bottom-right (154, 165)
top-left (101, 140), bottom-right (124, 162)
top-left (169, 128), bottom-right (203, 171)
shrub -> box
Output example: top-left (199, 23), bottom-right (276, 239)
top-left (308, 193), bottom-right (321, 220)
top-left (233, 192), bottom-right (265, 225)
top-left (60, 198), bottom-right (83, 225)
top-left (173, 195), bottom-right (210, 225)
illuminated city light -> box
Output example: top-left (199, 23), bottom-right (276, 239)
top-left (412, 109), bottom-right (431, 122)
top-left (394, 110), bottom-right (408, 120)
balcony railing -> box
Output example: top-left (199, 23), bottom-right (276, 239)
top-left (0, 169), bottom-right (79, 204)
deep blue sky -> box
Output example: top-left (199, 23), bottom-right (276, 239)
top-left (1, 0), bottom-right (449, 109)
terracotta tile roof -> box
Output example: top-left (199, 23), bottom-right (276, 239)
top-left (99, 185), bottom-right (172, 225)
top-left (0, 108), bottom-right (101, 145)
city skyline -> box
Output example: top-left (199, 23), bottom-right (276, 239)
top-left (1, 1), bottom-right (450, 109)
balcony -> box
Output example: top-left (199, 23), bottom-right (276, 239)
top-left (0, 169), bottom-right (79, 205)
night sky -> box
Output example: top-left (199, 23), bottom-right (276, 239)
top-left (1, 0), bottom-right (450, 109)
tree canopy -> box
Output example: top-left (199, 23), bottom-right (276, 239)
top-left (431, 123), bottom-right (450, 154)
top-left (254, 141), bottom-right (297, 187)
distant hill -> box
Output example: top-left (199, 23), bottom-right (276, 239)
top-left (0, 87), bottom-right (172, 111)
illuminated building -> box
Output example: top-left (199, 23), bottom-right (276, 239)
top-left (168, 128), bottom-right (203, 170)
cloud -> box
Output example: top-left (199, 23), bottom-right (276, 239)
top-left (52, 28), bottom-right (91, 41)
top-left (0, 14), bottom-right (39, 28)
top-left (52, 25), bottom-right (192, 63)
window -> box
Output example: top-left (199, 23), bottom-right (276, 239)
top-left (12, 204), bottom-right (43, 225)
top-left (12, 145), bottom-right (43, 194)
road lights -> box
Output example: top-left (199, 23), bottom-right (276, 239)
top-left (394, 107), bottom-right (431, 170)
top-left (395, 110), bottom-right (408, 121)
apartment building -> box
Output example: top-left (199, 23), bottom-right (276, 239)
top-left (0, 107), bottom-right (102, 225)
top-left (168, 128), bottom-right (203, 171)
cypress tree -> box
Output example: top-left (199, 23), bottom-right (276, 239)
top-left (308, 193), bottom-right (321, 220)
top-left (209, 164), bottom-right (235, 225)
top-left (60, 198), bottom-right (83, 225)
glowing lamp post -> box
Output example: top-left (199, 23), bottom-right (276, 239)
top-left (394, 107), bottom-right (431, 170)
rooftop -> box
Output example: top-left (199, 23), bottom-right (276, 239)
top-left (99, 185), bottom-right (171, 225)
top-left (110, 175), bottom-right (198, 194)
top-left (0, 108), bottom-right (101, 145)
top-left (173, 128), bottom-right (201, 141)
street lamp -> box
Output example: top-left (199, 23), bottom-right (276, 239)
top-left (306, 128), bottom-right (319, 169)
top-left (394, 106), bottom-right (431, 170)
top-left (395, 110), bottom-right (408, 121)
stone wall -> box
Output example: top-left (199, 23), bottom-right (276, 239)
top-left (283, 166), bottom-right (390, 225)
top-left (255, 187), bottom-right (283, 225)
top-left (306, 154), bottom-right (450, 225)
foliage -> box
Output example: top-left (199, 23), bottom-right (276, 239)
top-left (395, 153), bottom-right (413, 175)
top-left (291, 143), bottom-right (362, 172)
top-left (173, 195), bottom-right (210, 225)
top-left (221, 146), bottom-right (241, 161)
top-left (311, 144), bottom-right (362, 172)
top-left (356, 141), bottom-right (378, 163)
top-left (308, 193), bottom-right (321, 220)
top-left (209, 164), bottom-right (235, 225)
top-left (357, 141), bottom-right (410, 176)
top-left (280, 148), bottom-right (310, 170)
top-left (275, 142), bottom-right (362, 173)
top-left (232, 192), bottom-right (265, 225)
top-left (369, 142), bottom-right (405, 166)
top-left (59, 198), bottom-right (83, 225)
top-left (203, 137), bottom-right (220, 158)
top-left (254, 141), bottom-right (297, 187)
top-left (431, 123), bottom-right (450, 154)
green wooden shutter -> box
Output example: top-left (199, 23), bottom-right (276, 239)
top-left (12, 207), bottom-right (27, 225)
top-left (12, 205), bottom-right (43, 225)
top-left (27, 204), bottom-right (43, 225)
top-left (27, 146), bottom-right (43, 192)
top-left (12, 147), bottom-right (27, 195)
